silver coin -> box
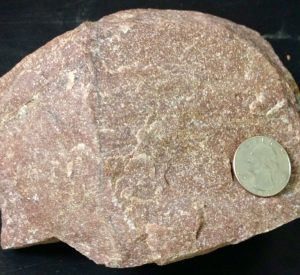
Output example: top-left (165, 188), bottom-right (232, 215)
top-left (233, 136), bottom-right (291, 197)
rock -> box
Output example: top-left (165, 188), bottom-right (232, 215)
top-left (0, 9), bottom-right (300, 268)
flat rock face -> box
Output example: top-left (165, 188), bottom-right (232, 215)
top-left (0, 9), bottom-right (300, 267)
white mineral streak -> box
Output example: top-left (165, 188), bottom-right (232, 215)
top-left (66, 71), bottom-right (75, 90)
top-left (266, 99), bottom-right (286, 116)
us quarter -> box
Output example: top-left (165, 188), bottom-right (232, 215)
top-left (233, 136), bottom-right (291, 197)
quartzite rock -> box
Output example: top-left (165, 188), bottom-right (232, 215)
top-left (0, 9), bottom-right (300, 267)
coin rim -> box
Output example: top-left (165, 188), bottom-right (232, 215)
top-left (232, 136), bottom-right (291, 197)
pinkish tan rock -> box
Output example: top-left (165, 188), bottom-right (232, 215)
top-left (0, 9), bottom-right (300, 268)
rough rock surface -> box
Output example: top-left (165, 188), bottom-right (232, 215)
top-left (0, 9), bottom-right (300, 268)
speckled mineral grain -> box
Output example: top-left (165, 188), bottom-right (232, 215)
top-left (0, 9), bottom-right (300, 268)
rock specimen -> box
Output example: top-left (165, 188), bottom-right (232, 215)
top-left (0, 9), bottom-right (300, 268)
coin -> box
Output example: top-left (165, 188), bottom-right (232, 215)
top-left (233, 136), bottom-right (291, 197)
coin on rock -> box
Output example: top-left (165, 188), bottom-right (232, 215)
top-left (233, 136), bottom-right (291, 197)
